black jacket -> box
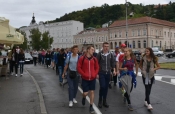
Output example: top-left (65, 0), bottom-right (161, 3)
top-left (57, 53), bottom-right (66, 67)
top-left (45, 53), bottom-right (51, 60)
top-left (18, 53), bottom-right (25, 61)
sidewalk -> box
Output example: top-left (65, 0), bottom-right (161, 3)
top-left (0, 69), bottom-right (41, 114)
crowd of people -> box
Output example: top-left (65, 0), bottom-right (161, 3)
top-left (9, 42), bottom-right (160, 114)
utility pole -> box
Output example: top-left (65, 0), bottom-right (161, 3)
top-left (126, 0), bottom-right (128, 47)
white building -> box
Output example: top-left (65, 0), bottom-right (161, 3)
top-left (20, 14), bottom-right (84, 49)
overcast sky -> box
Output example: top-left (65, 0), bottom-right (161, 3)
top-left (0, 0), bottom-right (172, 28)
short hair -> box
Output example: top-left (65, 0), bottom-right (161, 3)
top-left (86, 45), bottom-right (94, 50)
top-left (103, 42), bottom-right (109, 46)
top-left (71, 45), bottom-right (78, 50)
top-left (60, 48), bottom-right (64, 52)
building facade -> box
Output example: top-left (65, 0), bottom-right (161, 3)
top-left (74, 16), bottom-right (175, 52)
top-left (20, 14), bottom-right (84, 49)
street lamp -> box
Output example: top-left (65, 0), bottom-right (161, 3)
top-left (125, 0), bottom-right (129, 47)
top-left (147, 14), bottom-right (155, 47)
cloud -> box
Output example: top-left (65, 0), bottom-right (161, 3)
top-left (0, 0), bottom-right (171, 28)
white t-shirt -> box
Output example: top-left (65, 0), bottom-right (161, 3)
top-left (116, 52), bottom-right (123, 62)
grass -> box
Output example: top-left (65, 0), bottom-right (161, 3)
top-left (159, 62), bottom-right (175, 70)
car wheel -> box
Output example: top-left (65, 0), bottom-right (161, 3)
top-left (170, 55), bottom-right (173, 58)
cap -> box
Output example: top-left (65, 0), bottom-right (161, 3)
top-left (121, 43), bottom-right (126, 47)
top-left (115, 46), bottom-right (119, 48)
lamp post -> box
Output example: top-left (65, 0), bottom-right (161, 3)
top-left (147, 14), bottom-right (155, 47)
top-left (125, 0), bottom-right (128, 47)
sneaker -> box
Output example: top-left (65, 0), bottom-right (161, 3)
top-left (128, 104), bottom-right (133, 111)
top-left (144, 101), bottom-right (148, 107)
top-left (73, 98), bottom-right (77, 104)
top-left (69, 101), bottom-right (73, 107)
top-left (82, 97), bottom-right (86, 105)
top-left (147, 104), bottom-right (153, 110)
top-left (89, 106), bottom-right (95, 114)
top-left (15, 74), bottom-right (18, 77)
top-left (20, 74), bottom-right (23, 76)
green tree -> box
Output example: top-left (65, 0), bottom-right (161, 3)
top-left (29, 28), bottom-right (41, 50)
top-left (18, 31), bottom-right (28, 50)
top-left (40, 31), bottom-right (53, 50)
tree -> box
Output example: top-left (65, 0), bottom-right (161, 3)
top-left (18, 31), bottom-right (28, 50)
top-left (40, 31), bottom-right (53, 50)
top-left (29, 28), bottom-right (41, 50)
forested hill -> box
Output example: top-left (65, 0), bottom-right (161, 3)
top-left (48, 2), bottom-right (175, 28)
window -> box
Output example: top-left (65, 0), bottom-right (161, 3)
top-left (138, 30), bottom-right (140, 36)
top-left (159, 31), bottom-right (161, 36)
top-left (132, 30), bottom-right (135, 36)
top-left (119, 32), bottom-right (122, 37)
top-left (99, 37), bottom-right (100, 41)
top-left (138, 41), bottom-right (141, 48)
top-left (143, 40), bottom-right (146, 48)
top-left (115, 34), bottom-right (117, 38)
top-left (143, 29), bottom-right (147, 36)
top-left (110, 34), bottom-right (112, 38)
top-left (164, 32), bottom-right (166, 37)
top-left (160, 41), bottom-right (162, 48)
top-left (168, 32), bottom-right (169, 37)
top-left (133, 41), bottom-right (135, 48)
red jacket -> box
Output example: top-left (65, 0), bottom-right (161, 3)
top-left (77, 56), bottom-right (99, 81)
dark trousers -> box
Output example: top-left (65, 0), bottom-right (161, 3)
top-left (15, 62), bottom-right (18, 74)
top-left (124, 83), bottom-right (133, 104)
top-left (46, 59), bottom-right (51, 68)
top-left (99, 72), bottom-right (110, 99)
top-left (10, 61), bottom-right (15, 73)
top-left (33, 57), bottom-right (37, 66)
top-left (113, 75), bottom-right (117, 84)
top-left (142, 76), bottom-right (154, 104)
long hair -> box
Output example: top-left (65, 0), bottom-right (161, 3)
top-left (20, 48), bottom-right (24, 54)
top-left (124, 48), bottom-right (135, 60)
top-left (145, 47), bottom-right (156, 61)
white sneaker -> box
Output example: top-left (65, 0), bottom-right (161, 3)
top-left (69, 101), bottom-right (73, 107)
top-left (15, 74), bottom-right (18, 77)
top-left (144, 101), bottom-right (148, 107)
top-left (73, 98), bottom-right (77, 104)
top-left (21, 74), bottom-right (23, 76)
top-left (147, 104), bottom-right (153, 110)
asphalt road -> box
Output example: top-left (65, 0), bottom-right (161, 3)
top-left (25, 64), bottom-right (175, 114)
top-left (158, 55), bottom-right (175, 63)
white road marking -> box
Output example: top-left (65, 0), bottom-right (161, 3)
top-left (78, 86), bottom-right (102, 114)
top-left (171, 79), bottom-right (175, 84)
top-left (137, 72), bottom-right (175, 86)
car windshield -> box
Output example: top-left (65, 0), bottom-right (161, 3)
top-left (25, 53), bottom-right (32, 58)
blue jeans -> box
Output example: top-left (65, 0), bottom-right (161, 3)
top-left (42, 56), bottom-right (45, 65)
top-left (99, 72), bottom-right (110, 99)
top-left (19, 62), bottom-right (24, 74)
top-left (58, 66), bottom-right (64, 82)
top-left (67, 75), bottom-right (79, 101)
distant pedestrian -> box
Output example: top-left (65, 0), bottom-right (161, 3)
top-left (77, 45), bottom-right (99, 113)
top-left (57, 48), bottom-right (67, 84)
top-left (119, 48), bottom-right (138, 111)
top-left (45, 50), bottom-right (51, 68)
top-left (139, 47), bottom-right (160, 110)
top-left (32, 49), bottom-right (38, 66)
top-left (97, 42), bottom-right (116, 108)
top-left (62, 45), bottom-right (80, 108)
top-left (18, 48), bottom-right (25, 76)
top-left (51, 48), bottom-right (55, 69)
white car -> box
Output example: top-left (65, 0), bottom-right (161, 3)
top-left (153, 50), bottom-right (164, 57)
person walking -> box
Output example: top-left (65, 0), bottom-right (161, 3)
top-left (32, 49), bottom-right (38, 66)
top-left (51, 48), bottom-right (55, 69)
top-left (18, 48), bottom-right (25, 76)
top-left (10, 48), bottom-right (16, 75)
top-left (97, 42), bottom-right (116, 108)
top-left (41, 49), bottom-right (46, 65)
top-left (14, 47), bottom-right (19, 77)
top-left (139, 47), bottom-right (160, 110)
top-left (77, 45), bottom-right (99, 113)
top-left (119, 48), bottom-right (138, 111)
top-left (45, 50), bottom-right (51, 68)
top-left (57, 48), bottom-right (67, 84)
top-left (54, 48), bottom-right (59, 75)
top-left (62, 45), bottom-right (80, 108)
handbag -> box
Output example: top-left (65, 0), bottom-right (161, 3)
top-left (69, 69), bottom-right (77, 79)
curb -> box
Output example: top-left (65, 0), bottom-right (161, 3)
top-left (25, 69), bottom-right (47, 114)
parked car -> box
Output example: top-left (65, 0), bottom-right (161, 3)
top-left (133, 50), bottom-right (141, 63)
top-left (152, 48), bottom-right (164, 57)
top-left (166, 50), bottom-right (175, 58)
top-left (25, 53), bottom-right (33, 64)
